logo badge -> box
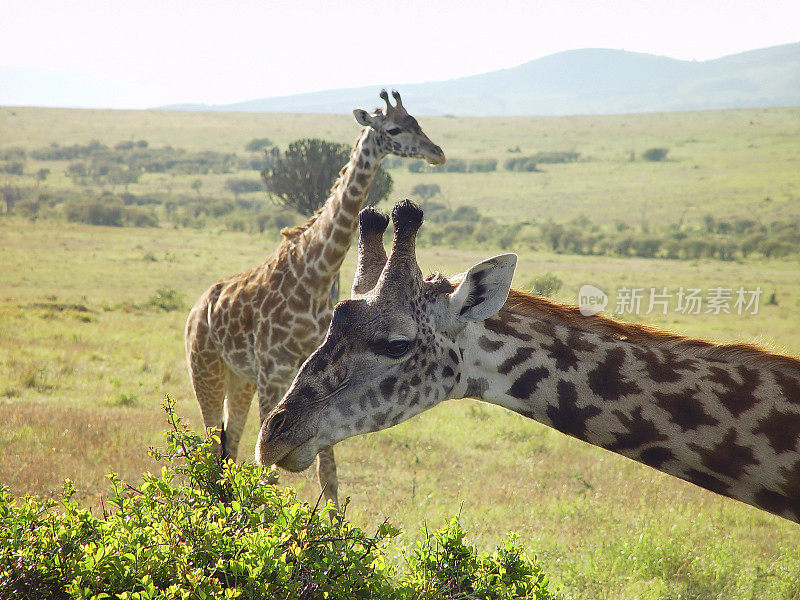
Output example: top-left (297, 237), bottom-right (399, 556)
top-left (578, 284), bottom-right (608, 316)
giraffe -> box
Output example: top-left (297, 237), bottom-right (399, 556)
top-left (257, 199), bottom-right (800, 522)
top-left (186, 93), bottom-right (444, 507)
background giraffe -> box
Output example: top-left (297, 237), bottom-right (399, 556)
top-left (258, 200), bottom-right (800, 522)
top-left (185, 94), bottom-right (444, 506)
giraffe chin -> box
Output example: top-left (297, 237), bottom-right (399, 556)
top-left (274, 439), bottom-right (318, 472)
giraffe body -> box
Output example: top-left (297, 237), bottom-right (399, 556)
top-left (258, 200), bottom-right (800, 522)
top-left (186, 93), bottom-right (444, 506)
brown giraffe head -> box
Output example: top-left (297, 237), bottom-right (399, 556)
top-left (256, 200), bottom-right (515, 471)
top-left (353, 90), bottom-right (445, 165)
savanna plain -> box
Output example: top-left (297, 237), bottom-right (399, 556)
top-left (2, 104), bottom-right (800, 599)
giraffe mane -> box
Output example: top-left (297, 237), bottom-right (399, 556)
top-left (437, 273), bottom-right (800, 375)
top-left (280, 210), bottom-right (321, 239)
top-left (502, 287), bottom-right (800, 375)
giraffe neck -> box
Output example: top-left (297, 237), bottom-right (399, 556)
top-left (294, 129), bottom-right (385, 299)
top-left (453, 295), bottom-right (800, 521)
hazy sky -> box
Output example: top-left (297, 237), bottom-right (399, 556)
top-left (2, 0), bottom-right (799, 108)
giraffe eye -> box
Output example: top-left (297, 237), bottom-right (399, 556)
top-left (376, 339), bottom-right (412, 358)
top-left (386, 127), bottom-right (402, 136)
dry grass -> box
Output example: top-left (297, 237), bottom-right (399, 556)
top-left (0, 400), bottom-right (161, 503)
top-left (2, 219), bottom-right (800, 598)
top-left (2, 102), bottom-right (800, 598)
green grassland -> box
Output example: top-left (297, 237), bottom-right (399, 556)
top-left (4, 105), bottom-right (799, 227)
top-left (2, 105), bottom-right (800, 599)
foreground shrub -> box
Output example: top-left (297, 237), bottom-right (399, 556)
top-left (405, 519), bottom-right (552, 600)
top-left (0, 398), bottom-right (556, 599)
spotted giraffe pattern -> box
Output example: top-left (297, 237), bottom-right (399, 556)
top-left (258, 200), bottom-right (800, 523)
top-left (185, 93), bottom-right (444, 507)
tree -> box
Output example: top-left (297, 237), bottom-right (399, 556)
top-left (367, 166), bottom-right (393, 209)
top-left (191, 178), bottom-right (203, 197)
top-left (262, 138), bottom-right (393, 301)
top-left (110, 169), bottom-right (140, 191)
top-left (262, 138), bottom-right (392, 217)
top-left (36, 168), bottom-right (50, 186)
top-left (66, 161), bottom-right (88, 182)
top-left (1, 184), bottom-right (22, 213)
top-left (245, 137), bottom-right (273, 152)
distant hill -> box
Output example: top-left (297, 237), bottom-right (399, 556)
top-left (160, 43), bottom-right (800, 116)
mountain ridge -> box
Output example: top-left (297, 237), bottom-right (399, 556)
top-left (158, 43), bottom-right (800, 116)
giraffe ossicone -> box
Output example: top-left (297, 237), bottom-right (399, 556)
top-left (258, 199), bottom-right (800, 523)
top-left (185, 92), bottom-right (444, 508)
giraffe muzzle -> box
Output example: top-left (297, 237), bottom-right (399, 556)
top-left (427, 145), bottom-right (446, 165)
top-left (256, 408), bottom-right (318, 471)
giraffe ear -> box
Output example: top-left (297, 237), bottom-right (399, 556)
top-left (353, 109), bottom-right (374, 127)
top-left (448, 254), bottom-right (517, 322)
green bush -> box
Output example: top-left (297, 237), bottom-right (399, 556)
top-left (529, 273), bottom-right (563, 297)
top-left (452, 205), bottom-right (481, 222)
top-left (404, 518), bottom-right (554, 600)
top-left (408, 160), bottom-right (430, 173)
top-left (467, 158), bottom-right (497, 173)
top-left (225, 178), bottom-right (264, 197)
top-left (0, 147), bottom-right (27, 161)
top-left (31, 141), bottom-right (237, 176)
top-left (127, 208), bottom-right (159, 228)
top-left (415, 203), bottom-right (800, 263)
top-left (529, 151), bottom-right (580, 164)
top-left (63, 198), bottom-right (158, 228)
top-left (503, 157), bottom-right (540, 172)
top-left (0, 161), bottom-right (25, 175)
top-left (408, 158), bottom-right (494, 174)
top-left (641, 147), bottom-right (669, 162)
top-left (147, 287), bottom-right (184, 312)
top-left (30, 140), bottom-right (106, 161)
top-left (411, 184), bottom-right (441, 200)
top-left (502, 153), bottom-right (579, 171)
top-left (64, 199), bottom-right (124, 226)
top-left (245, 137), bottom-right (273, 152)
top-left (0, 398), bottom-right (556, 599)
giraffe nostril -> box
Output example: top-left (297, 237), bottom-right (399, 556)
top-left (269, 410), bottom-right (288, 438)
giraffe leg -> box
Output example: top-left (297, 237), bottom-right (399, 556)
top-left (186, 298), bottom-right (230, 457)
top-left (221, 374), bottom-right (257, 461)
top-left (187, 348), bottom-right (228, 457)
top-left (257, 364), bottom-right (339, 507)
top-left (316, 446), bottom-right (339, 509)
